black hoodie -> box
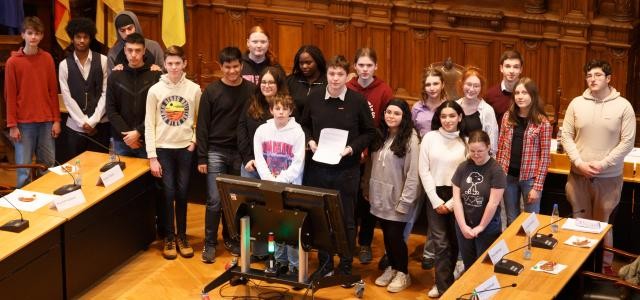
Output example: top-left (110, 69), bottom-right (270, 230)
top-left (106, 62), bottom-right (162, 142)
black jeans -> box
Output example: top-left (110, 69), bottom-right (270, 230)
top-left (379, 218), bottom-right (408, 274)
top-left (157, 147), bottom-right (193, 239)
top-left (426, 186), bottom-right (458, 292)
top-left (304, 163), bottom-right (359, 273)
top-left (356, 160), bottom-right (377, 246)
top-left (64, 122), bottom-right (110, 161)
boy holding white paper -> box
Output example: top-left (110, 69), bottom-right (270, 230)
top-left (299, 55), bottom-right (376, 284)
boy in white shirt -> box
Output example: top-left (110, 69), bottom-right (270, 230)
top-left (253, 94), bottom-right (305, 273)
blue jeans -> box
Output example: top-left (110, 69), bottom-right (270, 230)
top-left (455, 215), bottom-right (501, 271)
top-left (204, 149), bottom-right (241, 247)
top-left (504, 175), bottom-right (538, 226)
top-left (275, 243), bottom-right (299, 270)
top-left (113, 139), bottom-right (147, 158)
top-left (156, 148), bottom-right (193, 239)
top-left (13, 122), bottom-right (55, 188)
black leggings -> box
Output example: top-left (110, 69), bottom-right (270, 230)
top-left (379, 218), bottom-right (408, 274)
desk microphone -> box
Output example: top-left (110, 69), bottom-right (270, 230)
top-left (531, 208), bottom-right (585, 249)
top-left (493, 244), bottom-right (527, 276)
top-left (456, 283), bottom-right (517, 300)
top-left (67, 129), bottom-right (126, 172)
top-left (0, 196), bottom-right (29, 232)
top-left (37, 145), bottom-right (81, 195)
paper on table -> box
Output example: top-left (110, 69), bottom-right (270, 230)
top-left (0, 189), bottom-right (59, 212)
top-left (48, 164), bottom-right (77, 175)
top-left (561, 218), bottom-right (607, 234)
top-left (531, 260), bottom-right (568, 275)
top-left (563, 235), bottom-right (597, 248)
top-left (312, 128), bottom-right (349, 165)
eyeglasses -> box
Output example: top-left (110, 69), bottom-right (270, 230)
top-left (585, 73), bottom-right (606, 80)
top-left (261, 80), bottom-right (276, 86)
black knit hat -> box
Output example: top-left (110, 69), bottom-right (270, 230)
top-left (115, 14), bottom-right (134, 29)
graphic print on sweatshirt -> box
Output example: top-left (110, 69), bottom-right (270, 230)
top-left (160, 95), bottom-right (190, 126)
top-left (262, 140), bottom-right (295, 176)
top-left (463, 171), bottom-right (484, 207)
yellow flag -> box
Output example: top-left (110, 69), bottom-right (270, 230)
top-left (162, 0), bottom-right (186, 46)
top-left (96, 0), bottom-right (125, 46)
top-left (54, 0), bottom-right (71, 49)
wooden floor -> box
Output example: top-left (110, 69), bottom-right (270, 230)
top-left (78, 203), bottom-right (436, 300)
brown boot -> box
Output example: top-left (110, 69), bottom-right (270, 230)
top-left (177, 235), bottom-right (194, 258)
top-left (163, 238), bottom-right (177, 260)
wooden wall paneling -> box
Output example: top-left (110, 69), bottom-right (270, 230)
top-left (126, 0), bottom-right (163, 44)
top-left (541, 41), bottom-right (561, 125)
top-left (457, 35), bottom-right (493, 76)
top-left (388, 24), bottom-right (410, 100)
top-left (368, 26), bottom-right (391, 83)
top-left (273, 19), bottom-right (304, 73)
top-left (608, 47), bottom-right (630, 97)
top-left (226, 9), bottom-right (248, 49)
top-left (558, 44), bottom-right (588, 110)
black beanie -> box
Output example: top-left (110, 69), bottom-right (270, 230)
top-left (115, 14), bottom-right (134, 29)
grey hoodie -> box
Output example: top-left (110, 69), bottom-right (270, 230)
top-left (107, 11), bottom-right (164, 73)
top-left (561, 87), bottom-right (636, 178)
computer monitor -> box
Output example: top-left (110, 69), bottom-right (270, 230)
top-left (216, 174), bottom-right (351, 257)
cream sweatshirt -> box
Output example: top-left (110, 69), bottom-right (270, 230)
top-left (561, 87), bottom-right (635, 178)
top-left (145, 73), bottom-right (202, 158)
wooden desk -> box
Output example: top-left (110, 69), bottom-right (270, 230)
top-left (441, 213), bottom-right (611, 300)
top-left (24, 151), bottom-right (156, 298)
top-left (0, 208), bottom-right (66, 299)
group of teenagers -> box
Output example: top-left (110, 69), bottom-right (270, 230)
top-left (4, 10), bottom-right (636, 298)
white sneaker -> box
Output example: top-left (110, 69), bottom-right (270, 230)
top-left (387, 271), bottom-right (411, 293)
top-left (427, 285), bottom-right (441, 298)
top-left (374, 266), bottom-right (396, 287)
top-left (453, 260), bottom-right (465, 280)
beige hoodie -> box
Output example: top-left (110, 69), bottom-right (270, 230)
top-left (561, 87), bottom-right (635, 178)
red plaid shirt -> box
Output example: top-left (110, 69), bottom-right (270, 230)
top-left (496, 111), bottom-right (551, 191)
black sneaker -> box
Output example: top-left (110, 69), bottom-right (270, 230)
top-left (422, 257), bottom-right (435, 270)
top-left (201, 245), bottom-right (216, 263)
top-left (223, 240), bottom-right (240, 256)
top-left (336, 267), bottom-right (355, 288)
top-left (358, 245), bottom-right (373, 264)
top-left (309, 266), bottom-right (333, 281)
top-left (378, 254), bottom-right (389, 270)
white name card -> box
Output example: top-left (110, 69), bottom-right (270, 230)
top-left (474, 275), bottom-right (501, 300)
top-left (521, 212), bottom-right (540, 235)
top-left (53, 189), bottom-right (86, 211)
top-left (487, 239), bottom-right (509, 265)
top-left (575, 218), bottom-right (600, 230)
top-left (98, 165), bottom-right (124, 187)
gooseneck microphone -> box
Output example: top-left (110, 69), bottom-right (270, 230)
top-left (531, 208), bottom-right (586, 249)
top-left (0, 196), bottom-right (29, 232)
top-left (493, 244), bottom-right (528, 276)
top-left (456, 283), bottom-right (517, 300)
top-left (67, 129), bottom-right (126, 172)
top-left (37, 144), bottom-right (81, 195)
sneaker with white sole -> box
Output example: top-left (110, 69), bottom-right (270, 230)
top-left (427, 285), bottom-right (441, 298)
top-left (387, 271), bottom-right (410, 293)
top-left (453, 259), bottom-right (465, 280)
top-left (374, 266), bottom-right (397, 287)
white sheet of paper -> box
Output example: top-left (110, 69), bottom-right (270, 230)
top-left (48, 164), bottom-right (77, 175)
top-left (0, 189), bottom-right (58, 212)
top-left (474, 275), bottom-right (501, 300)
top-left (53, 189), bottom-right (86, 212)
top-left (563, 235), bottom-right (598, 248)
top-left (312, 128), bottom-right (349, 165)
top-left (99, 165), bottom-right (124, 187)
top-left (531, 260), bottom-right (568, 275)
top-left (521, 212), bottom-right (540, 235)
top-left (575, 218), bottom-right (601, 230)
top-left (561, 218), bottom-right (607, 234)
top-left (487, 239), bottom-right (509, 265)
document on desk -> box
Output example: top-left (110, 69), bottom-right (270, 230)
top-left (312, 128), bottom-right (348, 165)
top-left (474, 275), bottom-right (501, 300)
top-left (561, 218), bottom-right (607, 234)
top-left (0, 189), bottom-right (58, 212)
